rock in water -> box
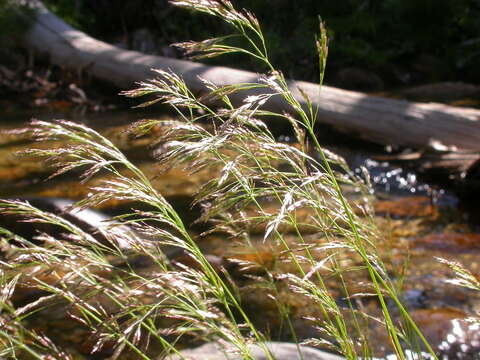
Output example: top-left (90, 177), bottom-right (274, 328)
top-left (166, 341), bottom-right (344, 360)
top-left (0, 197), bottom-right (134, 249)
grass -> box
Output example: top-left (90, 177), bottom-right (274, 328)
top-left (0, 1), bottom-right (444, 359)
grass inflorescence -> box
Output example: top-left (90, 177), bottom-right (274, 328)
top-left (0, 1), bottom-right (441, 359)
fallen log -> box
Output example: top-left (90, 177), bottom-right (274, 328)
top-left (17, 0), bottom-right (480, 151)
top-left (374, 149), bottom-right (479, 178)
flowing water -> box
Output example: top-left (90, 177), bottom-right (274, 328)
top-left (1, 109), bottom-right (479, 359)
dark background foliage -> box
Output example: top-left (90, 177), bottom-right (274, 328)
top-left (37, 0), bottom-right (480, 88)
top-left (2, 0), bottom-right (480, 89)
top-left (0, 0), bottom-right (33, 46)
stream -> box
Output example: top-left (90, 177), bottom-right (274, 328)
top-left (1, 109), bottom-right (480, 359)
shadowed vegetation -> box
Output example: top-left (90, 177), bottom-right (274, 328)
top-left (42, 0), bottom-right (480, 84)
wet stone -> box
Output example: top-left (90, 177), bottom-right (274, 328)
top-left (411, 308), bottom-right (480, 358)
top-left (413, 232), bottom-right (480, 252)
top-left (374, 196), bottom-right (437, 218)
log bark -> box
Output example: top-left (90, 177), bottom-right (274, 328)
top-left (17, 0), bottom-right (480, 151)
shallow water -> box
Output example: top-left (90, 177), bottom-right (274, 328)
top-left (1, 109), bottom-right (479, 359)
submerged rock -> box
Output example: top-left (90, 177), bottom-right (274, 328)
top-left (374, 196), bottom-right (436, 218)
top-left (0, 197), bottom-right (134, 249)
top-left (166, 341), bottom-right (344, 360)
top-left (413, 232), bottom-right (480, 252)
top-left (411, 308), bottom-right (480, 359)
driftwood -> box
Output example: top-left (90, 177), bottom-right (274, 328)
top-left (16, 0), bottom-right (480, 153)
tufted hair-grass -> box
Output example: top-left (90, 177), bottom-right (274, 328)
top-left (0, 1), bottom-right (439, 359)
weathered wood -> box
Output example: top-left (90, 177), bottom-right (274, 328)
top-left (18, 0), bottom-right (480, 151)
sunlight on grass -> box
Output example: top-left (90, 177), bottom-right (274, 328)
top-left (0, 1), bottom-right (444, 359)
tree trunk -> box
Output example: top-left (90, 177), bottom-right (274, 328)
top-left (17, 0), bottom-right (480, 151)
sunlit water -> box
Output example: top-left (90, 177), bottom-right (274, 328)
top-left (1, 109), bottom-right (479, 359)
